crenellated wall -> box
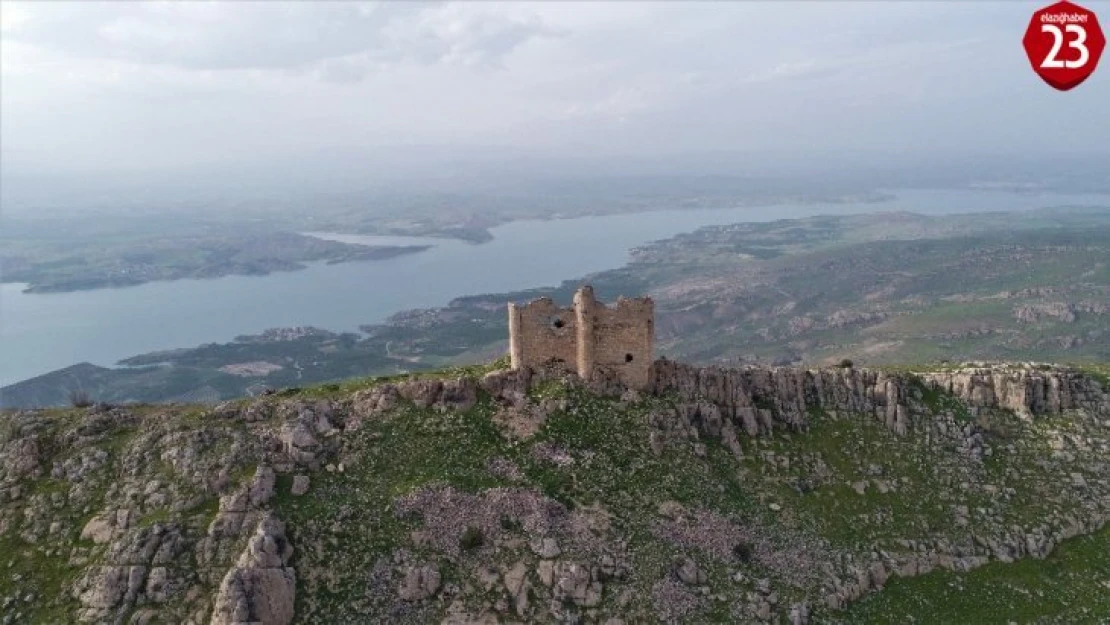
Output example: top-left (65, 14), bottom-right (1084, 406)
top-left (508, 286), bottom-right (654, 390)
top-left (508, 296), bottom-right (578, 372)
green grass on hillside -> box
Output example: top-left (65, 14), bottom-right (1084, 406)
top-left (5, 361), bottom-right (1109, 623)
top-left (833, 524), bottom-right (1110, 624)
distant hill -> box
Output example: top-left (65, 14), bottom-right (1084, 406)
top-left (1, 363), bottom-right (122, 409)
top-left (5, 207), bottom-right (1107, 409)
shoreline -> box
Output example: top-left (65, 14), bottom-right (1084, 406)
top-left (4, 189), bottom-right (1108, 389)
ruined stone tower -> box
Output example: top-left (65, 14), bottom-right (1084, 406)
top-left (507, 285), bottom-right (654, 390)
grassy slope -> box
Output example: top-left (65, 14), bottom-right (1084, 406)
top-left (2, 362), bottom-right (1107, 623)
top-left (838, 524), bottom-right (1110, 624)
top-left (267, 367), bottom-right (1108, 623)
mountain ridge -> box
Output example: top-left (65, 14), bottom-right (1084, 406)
top-left (2, 359), bottom-right (1108, 623)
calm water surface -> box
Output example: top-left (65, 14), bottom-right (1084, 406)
top-left (2, 188), bottom-right (1108, 385)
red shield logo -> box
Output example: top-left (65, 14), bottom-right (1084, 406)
top-left (1023, 1), bottom-right (1105, 91)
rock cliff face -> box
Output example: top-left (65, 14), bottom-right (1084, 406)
top-left (919, 364), bottom-right (1104, 417)
top-left (650, 359), bottom-right (1109, 437)
top-left (209, 514), bottom-right (295, 625)
top-left (1, 361), bottom-right (1108, 624)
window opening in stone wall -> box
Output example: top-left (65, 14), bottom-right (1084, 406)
top-left (508, 286), bottom-right (654, 391)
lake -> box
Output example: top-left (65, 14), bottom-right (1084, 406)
top-left (2, 188), bottom-right (1108, 386)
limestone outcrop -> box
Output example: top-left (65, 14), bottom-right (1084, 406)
top-left (209, 515), bottom-right (296, 625)
top-left (919, 364), bottom-right (1105, 417)
top-left (651, 359), bottom-right (1108, 437)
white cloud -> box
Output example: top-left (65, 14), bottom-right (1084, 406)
top-left (2, 1), bottom-right (556, 73)
top-left (1, 1), bottom-right (1107, 175)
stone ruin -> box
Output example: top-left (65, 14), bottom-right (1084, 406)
top-left (508, 285), bottom-right (655, 390)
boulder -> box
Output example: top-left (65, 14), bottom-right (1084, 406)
top-left (552, 561), bottom-right (602, 607)
top-left (398, 565), bottom-right (441, 601)
top-left (672, 556), bottom-right (706, 586)
top-left (80, 515), bottom-right (116, 545)
top-left (291, 475), bottom-right (310, 496)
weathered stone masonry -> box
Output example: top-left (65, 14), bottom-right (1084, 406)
top-left (508, 286), bottom-right (655, 390)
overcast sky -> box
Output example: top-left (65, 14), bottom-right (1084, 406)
top-left (1, 1), bottom-right (1108, 176)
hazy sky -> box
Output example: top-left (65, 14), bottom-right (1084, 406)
top-left (2, 1), bottom-right (1107, 175)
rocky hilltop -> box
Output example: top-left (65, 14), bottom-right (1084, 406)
top-left (1, 361), bottom-right (1108, 624)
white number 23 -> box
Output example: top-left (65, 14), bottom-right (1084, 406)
top-left (1041, 24), bottom-right (1090, 69)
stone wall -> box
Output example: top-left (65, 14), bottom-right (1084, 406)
top-left (577, 287), bottom-right (655, 391)
top-left (508, 286), bottom-right (654, 390)
top-left (508, 297), bottom-right (578, 372)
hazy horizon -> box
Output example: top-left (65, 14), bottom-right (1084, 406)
top-left (3, 1), bottom-right (1108, 191)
